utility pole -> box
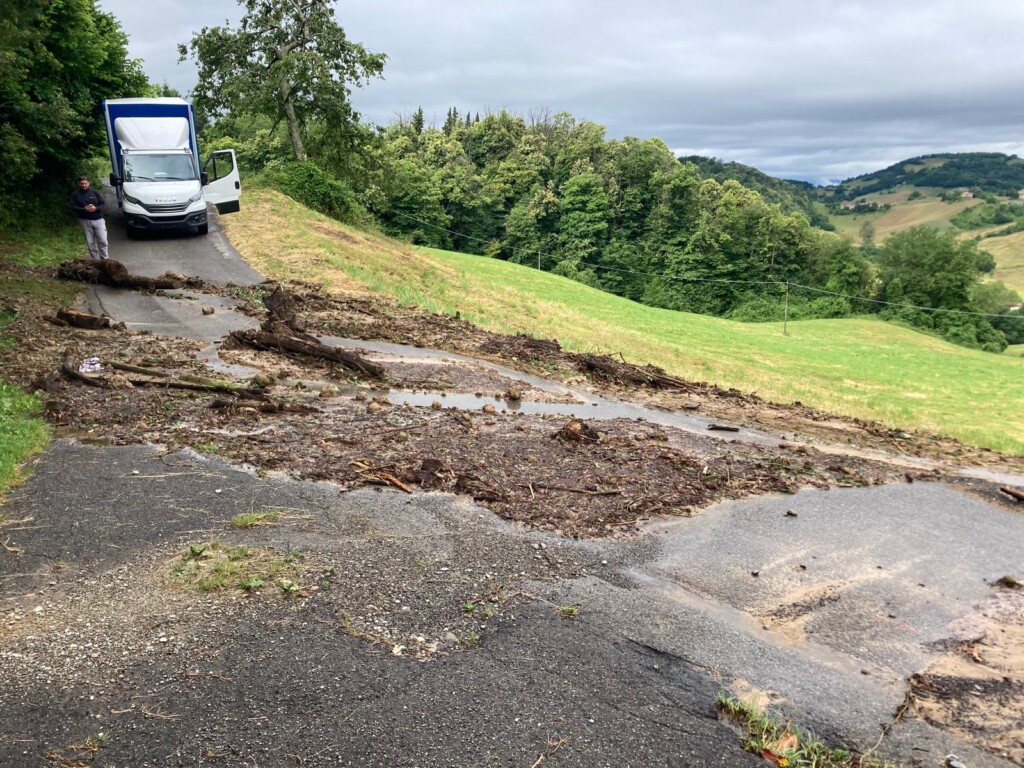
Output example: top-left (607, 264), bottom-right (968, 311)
top-left (783, 282), bottom-right (790, 336)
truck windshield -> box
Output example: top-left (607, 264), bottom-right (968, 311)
top-left (123, 154), bottom-right (197, 182)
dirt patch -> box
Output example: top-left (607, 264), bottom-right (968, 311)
top-left (907, 587), bottom-right (1024, 763)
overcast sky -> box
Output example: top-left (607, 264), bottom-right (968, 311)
top-left (98, 0), bottom-right (1024, 184)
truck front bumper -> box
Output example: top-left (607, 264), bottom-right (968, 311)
top-left (124, 210), bottom-right (207, 230)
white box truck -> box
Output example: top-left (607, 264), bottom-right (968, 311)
top-left (103, 97), bottom-right (241, 237)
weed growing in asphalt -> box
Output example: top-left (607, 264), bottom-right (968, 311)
top-left (556, 604), bottom-right (581, 618)
top-left (194, 442), bottom-right (219, 455)
top-left (716, 694), bottom-right (898, 767)
top-left (170, 540), bottom-right (304, 595)
top-left (230, 510), bottom-right (282, 528)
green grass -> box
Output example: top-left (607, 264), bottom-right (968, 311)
top-left (0, 221), bottom-right (84, 495)
top-left (716, 694), bottom-right (898, 767)
top-left (224, 189), bottom-right (1024, 454)
top-left (0, 382), bottom-right (49, 496)
top-left (0, 218), bottom-right (86, 267)
top-left (230, 510), bottom-right (282, 528)
top-left (170, 540), bottom-right (305, 593)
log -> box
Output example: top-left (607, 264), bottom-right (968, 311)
top-left (999, 486), bottom-right (1024, 503)
top-left (707, 423), bottom-right (741, 432)
top-left (104, 360), bottom-right (258, 392)
top-left (230, 329), bottom-right (386, 379)
top-left (56, 307), bottom-right (112, 330)
top-left (57, 259), bottom-right (184, 290)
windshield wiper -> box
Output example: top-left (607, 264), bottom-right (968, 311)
top-left (162, 177), bottom-right (195, 181)
top-left (128, 175), bottom-right (155, 181)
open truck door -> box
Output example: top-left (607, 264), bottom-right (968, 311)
top-left (203, 150), bottom-right (241, 214)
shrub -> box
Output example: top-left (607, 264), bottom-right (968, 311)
top-left (257, 161), bottom-right (365, 223)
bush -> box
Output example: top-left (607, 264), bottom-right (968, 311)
top-left (256, 161), bottom-right (365, 223)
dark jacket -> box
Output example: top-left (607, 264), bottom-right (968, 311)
top-left (70, 188), bottom-right (105, 220)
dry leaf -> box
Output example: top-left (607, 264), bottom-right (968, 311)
top-left (760, 748), bottom-right (790, 767)
top-left (771, 731), bottom-right (799, 751)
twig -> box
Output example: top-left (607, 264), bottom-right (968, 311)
top-left (1, 537), bottom-right (22, 554)
top-left (141, 704), bottom-right (181, 721)
top-left (529, 483), bottom-right (622, 496)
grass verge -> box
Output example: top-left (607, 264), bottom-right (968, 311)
top-left (222, 189), bottom-right (1024, 454)
top-left (716, 694), bottom-right (897, 767)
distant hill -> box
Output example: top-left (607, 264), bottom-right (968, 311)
top-left (679, 155), bottom-right (834, 230)
top-left (830, 152), bottom-right (1024, 200)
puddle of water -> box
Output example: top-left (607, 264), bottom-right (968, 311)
top-left (320, 335), bottom-right (777, 445)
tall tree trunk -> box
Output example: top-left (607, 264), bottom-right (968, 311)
top-left (281, 79), bottom-right (307, 161)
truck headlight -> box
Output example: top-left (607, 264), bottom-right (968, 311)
top-left (122, 191), bottom-right (142, 205)
top-left (186, 191), bottom-right (203, 205)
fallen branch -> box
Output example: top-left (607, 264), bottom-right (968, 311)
top-left (57, 259), bottom-right (188, 290)
top-left (230, 329), bottom-right (386, 379)
top-left (105, 360), bottom-right (258, 392)
top-left (358, 470), bottom-right (413, 494)
top-left (999, 486), bottom-right (1024, 503)
top-left (56, 307), bottom-right (114, 330)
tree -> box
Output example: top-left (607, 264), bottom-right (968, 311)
top-left (180, 0), bottom-right (385, 162)
top-left (877, 227), bottom-right (986, 311)
top-left (0, 0), bottom-right (147, 228)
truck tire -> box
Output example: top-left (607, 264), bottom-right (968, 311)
top-left (197, 223), bottom-right (209, 236)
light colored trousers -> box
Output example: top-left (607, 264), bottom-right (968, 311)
top-left (80, 218), bottom-right (109, 260)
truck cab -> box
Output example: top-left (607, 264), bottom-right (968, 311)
top-left (103, 98), bottom-right (240, 237)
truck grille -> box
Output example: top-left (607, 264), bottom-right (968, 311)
top-left (142, 201), bottom-right (190, 213)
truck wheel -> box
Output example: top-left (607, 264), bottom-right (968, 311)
top-left (197, 223), bottom-right (209, 236)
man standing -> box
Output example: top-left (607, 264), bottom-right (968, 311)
top-left (69, 176), bottom-right (108, 260)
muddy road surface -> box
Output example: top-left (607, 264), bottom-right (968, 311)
top-left (0, 215), bottom-right (1022, 766)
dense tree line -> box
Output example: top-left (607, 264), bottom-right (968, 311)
top-left (678, 155), bottom-right (834, 230)
top-left (0, 0), bottom-right (148, 230)
top-left (831, 153), bottom-right (1024, 200)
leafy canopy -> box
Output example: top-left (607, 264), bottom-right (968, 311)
top-left (179, 0), bottom-right (385, 162)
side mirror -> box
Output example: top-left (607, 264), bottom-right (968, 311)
top-left (109, 173), bottom-right (120, 187)
top-left (200, 172), bottom-right (209, 186)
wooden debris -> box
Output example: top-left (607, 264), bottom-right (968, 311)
top-left (998, 486), bottom-right (1024, 503)
top-left (55, 308), bottom-right (113, 330)
top-left (707, 423), bottom-right (740, 432)
top-left (228, 286), bottom-right (386, 379)
top-left (56, 259), bottom-right (189, 290)
top-left (553, 419), bottom-right (601, 443)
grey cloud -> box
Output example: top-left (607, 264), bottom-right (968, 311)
top-left (99, 0), bottom-right (1024, 183)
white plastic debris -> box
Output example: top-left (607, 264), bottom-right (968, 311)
top-left (78, 356), bottom-right (103, 373)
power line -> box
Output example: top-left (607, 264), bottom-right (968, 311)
top-left (387, 209), bottom-right (1018, 321)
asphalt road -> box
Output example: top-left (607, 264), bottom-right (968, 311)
top-left (2, 202), bottom-right (1019, 766)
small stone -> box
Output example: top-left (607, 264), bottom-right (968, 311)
top-left (319, 385), bottom-right (340, 399)
top-left (785, 510), bottom-right (798, 517)
top-left (201, 306), bottom-right (215, 315)
top-left (367, 401), bottom-right (384, 413)
top-left (751, 571), bottom-right (760, 577)
top-left (430, 401), bottom-right (442, 410)
top-left (482, 403), bottom-right (496, 414)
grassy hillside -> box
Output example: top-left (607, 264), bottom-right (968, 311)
top-left (828, 192), bottom-right (983, 240)
top-left (222, 188), bottom-right (1024, 454)
top-left (976, 230), bottom-right (1024, 295)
